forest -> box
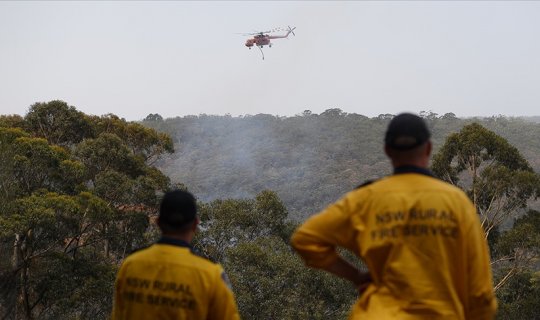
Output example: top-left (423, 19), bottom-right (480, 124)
top-left (143, 109), bottom-right (540, 220)
top-left (1, 101), bottom-right (539, 319)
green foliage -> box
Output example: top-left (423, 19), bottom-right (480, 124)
top-left (432, 123), bottom-right (532, 185)
top-left (431, 123), bottom-right (540, 238)
top-left (514, 209), bottom-right (540, 231)
top-left (57, 159), bottom-right (87, 194)
top-left (3, 105), bottom-right (540, 318)
top-left (225, 237), bottom-right (354, 319)
top-left (494, 210), bottom-right (540, 257)
top-left (144, 113), bottom-right (164, 121)
top-left (91, 114), bottom-right (174, 164)
top-left (491, 216), bottom-right (540, 294)
top-left (0, 192), bottom-right (118, 319)
top-left (20, 250), bottom-right (116, 320)
top-left (0, 101), bottom-right (174, 319)
top-left (94, 170), bottom-right (135, 205)
top-left (0, 126), bottom-right (29, 142)
top-left (141, 111), bottom-right (540, 318)
top-left (24, 100), bottom-right (94, 146)
top-left (145, 111), bottom-right (390, 220)
top-left (496, 271), bottom-right (540, 320)
top-left (75, 133), bottom-right (145, 179)
top-left (0, 128), bottom-right (30, 208)
top-left (145, 112), bottom-right (540, 220)
top-left (432, 124), bottom-right (540, 311)
top-left (11, 137), bottom-right (70, 195)
top-left (0, 114), bottom-right (25, 128)
top-left (193, 191), bottom-right (357, 319)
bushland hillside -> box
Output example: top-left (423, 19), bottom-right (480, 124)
top-left (143, 110), bottom-right (540, 219)
top-left (2, 103), bottom-right (538, 319)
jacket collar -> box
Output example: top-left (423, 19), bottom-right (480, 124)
top-left (393, 165), bottom-right (434, 177)
top-left (157, 236), bottom-right (192, 249)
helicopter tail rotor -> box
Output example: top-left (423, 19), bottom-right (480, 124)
top-left (288, 26), bottom-right (296, 36)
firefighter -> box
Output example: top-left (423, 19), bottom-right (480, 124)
top-left (291, 113), bottom-right (497, 319)
top-left (112, 190), bottom-right (240, 320)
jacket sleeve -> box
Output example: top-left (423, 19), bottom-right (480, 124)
top-left (207, 266), bottom-right (240, 320)
top-left (290, 194), bottom-right (359, 268)
top-left (464, 206), bottom-right (498, 320)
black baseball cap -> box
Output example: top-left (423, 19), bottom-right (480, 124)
top-left (159, 190), bottom-right (197, 227)
top-left (385, 113), bottom-right (431, 150)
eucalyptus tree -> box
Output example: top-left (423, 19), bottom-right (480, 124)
top-left (193, 190), bottom-right (289, 263)
top-left (225, 237), bottom-right (355, 320)
top-left (24, 100), bottom-right (94, 146)
top-left (192, 190), bottom-right (356, 319)
top-left (431, 123), bottom-right (540, 293)
top-left (0, 101), bottom-right (174, 319)
top-left (432, 123), bottom-right (540, 238)
top-left (494, 210), bottom-right (540, 319)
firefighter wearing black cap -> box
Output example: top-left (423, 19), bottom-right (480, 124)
top-left (291, 113), bottom-right (497, 319)
top-left (112, 190), bottom-right (240, 320)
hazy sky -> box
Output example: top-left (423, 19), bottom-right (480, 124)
top-left (1, 1), bottom-right (539, 120)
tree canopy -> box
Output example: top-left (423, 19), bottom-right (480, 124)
top-left (431, 123), bottom-right (540, 313)
top-left (0, 101), bottom-right (174, 319)
top-left (432, 123), bottom-right (540, 237)
top-left (143, 111), bottom-right (540, 220)
top-left (1, 104), bottom-right (540, 319)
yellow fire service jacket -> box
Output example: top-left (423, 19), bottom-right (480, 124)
top-left (112, 237), bottom-right (240, 320)
top-left (291, 167), bottom-right (497, 320)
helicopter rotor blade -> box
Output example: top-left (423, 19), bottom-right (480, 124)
top-left (240, 27), bottom-right (294, 37)
top-left (244, 30), bottom-right (272, 36)
top-left (288, 26), bottom-right (296, 36)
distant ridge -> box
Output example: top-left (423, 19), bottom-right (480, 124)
top-left (142, 111), bottom-right (540, 219)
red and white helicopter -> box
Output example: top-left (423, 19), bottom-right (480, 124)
top-left (242, 26), bottom-right (296, 60)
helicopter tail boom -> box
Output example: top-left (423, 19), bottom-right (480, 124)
top-left (267, 26), bottom-right (296, 40)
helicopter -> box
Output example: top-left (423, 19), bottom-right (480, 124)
top-left (243, 26), bottom-right (296, 60)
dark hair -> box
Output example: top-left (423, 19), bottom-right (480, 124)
top-left (385, 113), bottom-right (431, 150)
top-left (158, 190), bottom-right (197, 233)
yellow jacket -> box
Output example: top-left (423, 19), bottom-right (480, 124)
top-left (291, 169), bottom-right (497, 320)
top-left (112, 238), bottom-right (240, 320)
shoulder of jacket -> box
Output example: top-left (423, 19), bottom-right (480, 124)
top-left (354, 178), bottom-right (380, 190)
